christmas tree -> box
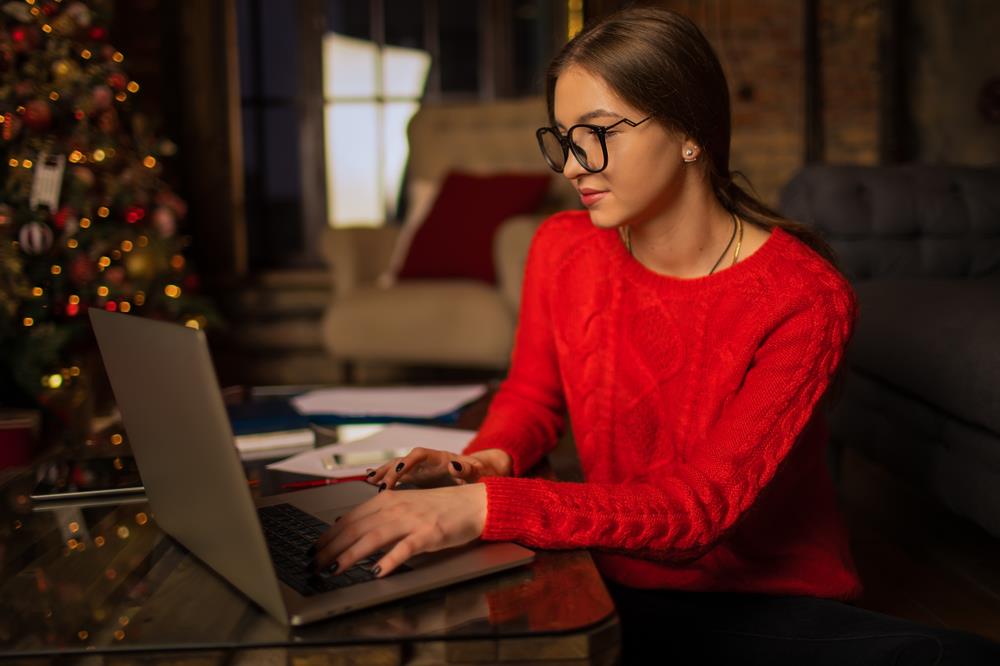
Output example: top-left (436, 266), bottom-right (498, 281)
top-left (0, 0), bottom-right (215, 410)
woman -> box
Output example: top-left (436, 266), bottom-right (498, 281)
top-left (313, 8), bottom-right (1000, 663)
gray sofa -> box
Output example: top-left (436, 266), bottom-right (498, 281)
top-left (780, 164), bottom-right (1000, 538)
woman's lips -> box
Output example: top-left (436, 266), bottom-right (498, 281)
top-left (579, 190), bottom-right (608, 206)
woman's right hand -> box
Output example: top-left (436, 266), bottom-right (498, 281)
top-left (366, 447), bottom-right (512, 491)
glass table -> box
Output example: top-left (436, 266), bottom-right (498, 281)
top-left (0, 392), bottom-right (619, 664)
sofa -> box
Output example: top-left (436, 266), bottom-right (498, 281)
top-left (320, 97), bottom-right (577, 374)
top-left (780, 164), bottom-right (1000, 538)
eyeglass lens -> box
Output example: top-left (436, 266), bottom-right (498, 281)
top-left (539, 126), bottom-right (607, 172)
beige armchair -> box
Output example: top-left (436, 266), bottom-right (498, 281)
top-left (319, 97), bottom-right (578, 372)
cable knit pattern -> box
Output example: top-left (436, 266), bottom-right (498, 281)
top-left (463, 210), bottom-right (864, 601)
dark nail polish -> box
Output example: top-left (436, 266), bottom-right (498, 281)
top-left (395, 462), bottom-right (405, 472)
top-left (367, 470), bottom-right (376, 477)
top-left (372, 564), bottom-right (382, 577)
top-left (451, 461), bottom-right (462, 472)
top-left (329, 561), bottom-right (338, 573)
top-left (378, 482), bottom-right (387, 493)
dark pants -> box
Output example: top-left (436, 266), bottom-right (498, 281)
top-left (605, 580), bottom-right (1000, 665)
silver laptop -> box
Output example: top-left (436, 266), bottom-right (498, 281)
top-left (89, 309), bottom-right (534, 626)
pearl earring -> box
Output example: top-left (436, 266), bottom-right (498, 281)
top-left (683, 148), bottom-right (698, 163)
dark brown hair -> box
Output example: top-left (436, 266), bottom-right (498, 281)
top-left (546, 6), bottom-right (841, 273)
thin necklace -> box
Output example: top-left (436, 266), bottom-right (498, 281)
top-left (623, 214), bottom-right (742, 275)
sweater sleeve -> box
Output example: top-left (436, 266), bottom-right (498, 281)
top-left (478, 284), bottom-right (859, 562)
top-left (461, 217), bottom-right (567, 476)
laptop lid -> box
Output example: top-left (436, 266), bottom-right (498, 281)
top-left (89, 309), bottom-right (288, 622)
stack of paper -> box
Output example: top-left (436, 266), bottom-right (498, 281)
top-left (290, 384), bottom-right (487, 420)
top-left (267, 423), bottom-right (476, 479)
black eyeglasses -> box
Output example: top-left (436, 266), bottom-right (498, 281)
top-left (536, 116), bottom-right (652, 174)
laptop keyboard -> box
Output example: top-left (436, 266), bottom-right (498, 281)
top-left (257, 502), bottom-right (411, 597)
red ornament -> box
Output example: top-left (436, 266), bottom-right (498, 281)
top-left (22, 100), bottom-right (52, 132)
top-left (89, 26), bottom-right (107, 41)
top-left (124, 206), bottom-right (146, 224)
top-left (74, 109), bottom-right (85, 121)
top-left (10, 26), bottom-right (38, 52)
top-left (53, 206), bottom-right (75, 230)
top-left (104, 301), bottom-right (117, 312)
top-left (107, 72), bottom-right (127, 91)
top-left (66, 303), bottom-right (80, 317)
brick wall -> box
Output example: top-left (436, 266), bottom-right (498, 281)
top-left (627, 0), bottom-right (881, 205)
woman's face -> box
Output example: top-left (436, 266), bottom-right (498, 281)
top-left (552, 65), bottom-right (690, 229)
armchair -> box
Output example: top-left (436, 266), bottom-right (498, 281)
top-left (319, 97), bottom-right (577, 373)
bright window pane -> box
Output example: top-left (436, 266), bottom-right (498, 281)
top-left (323, 33), bottom-right (378, 98)
top-left (383, 101), bottom-right (421, 216)
top-left (325, 102), bottom-right (382, 226)
top-left (382, 46), bottom-right (431, 98)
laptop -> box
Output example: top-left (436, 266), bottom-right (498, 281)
top-left (89, 309), bottom-right (534, 626)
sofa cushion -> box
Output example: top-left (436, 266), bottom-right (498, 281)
top-left (847, 277), bottom-right (1000, 435)
top-left (396, 171), bottom-right (551, 284)
top-left (322, 281), bottom-right (516, 368)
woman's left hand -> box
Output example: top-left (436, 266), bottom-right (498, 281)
top-left (312, 483), bottom-right (488, 578)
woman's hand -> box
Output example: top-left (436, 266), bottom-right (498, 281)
top-left (312, 483), bottom-right (487, 578)
top-left (366, 447), bottom-right (512, 491)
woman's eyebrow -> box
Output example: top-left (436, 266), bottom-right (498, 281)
top-left (556, 108), bottom-right (624, 129)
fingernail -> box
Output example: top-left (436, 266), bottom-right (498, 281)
top-left (329, 561), bottom-right (339, 573)
top-left (366, 470), bottom-right (376, 478)
top-left (395, 462), bottom-right (405, 472)
top-left (372, 564), bottom-right (382, 577)
top-left (378, 482), bottom-right (387, 493)
top-left (451, 461), bottom-right (462, 472)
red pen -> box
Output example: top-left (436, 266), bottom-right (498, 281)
top-left (280, 475), bottom-right (368, 490)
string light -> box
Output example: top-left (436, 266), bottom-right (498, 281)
top-left (111, 250), bottom-right (121, 260)
top-left (69, 522), bottom-right (80, 533)
top-left (67, 238), bottom-right (78, 248)
top-left (121, 240), bottom-right (133, 251)
top-left (69, 150), bottom-right (84, 163)
top-left (81, 49), bottom-right (92, 59)
top-left (137, 235), bottom-right (149, 247)
top-left (97, 207), bottom-right (110, 218)
top-left (22, 159), bottom-right (33, 168)
top-left (110, 433), bottom-right (123, 445)
top-left (98, 256), bottom-right (111, 268)
top-left (127, 81), bottom-right (139, 93)
top-left (97, 286), bottom-right (109, 297)
top-left (135, 512), bottom-right (148, 525)
top-left (142, 155), bottom-right (156, 168)
top-left (93, 149), bottom-right (106, 162)
top-left (77, 631), bottom-right (88, 641)
top-left (95, 536), bottom-right (105, 547)
top-left (23, 317), bottom-right (34, 327)
top-left (134, 291), bottom-right (146, 305)
top-left (49, 91), bottom-right (59, 101)
top-left (113, 51), bottom-right (125, 63)
top-left (69, 295), bottom-right (80, 305)
top-left (185, 319), bottom-right (200, 330)
top-left (164, 285), bottom-right (181, 298)
top-left (79, 217), bottom-right (91, 228)
top-left (119, 301), bottom-right (131, 313)
top-left (45, 374), bottom-right (63, 389)
top-left (50, 265), bottom-right (62, 275)
top-left (32, 287), bottom-right (43, 297)
top-left (7, 159), bottom-right (17, 167)
top-left (70, 366), bottom-right (80, 376)
top-left (170, 254), bottom-right (185, 269)
top-left (115, 92), bottom-right (127, 103)
top-left (41, 24), bottom-right (52, 33)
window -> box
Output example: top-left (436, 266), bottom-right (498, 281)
top-left (235, 0), bottom-right (566, 268)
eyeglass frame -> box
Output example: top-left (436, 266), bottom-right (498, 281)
top-left (535, 115), bottom-right (653, 174)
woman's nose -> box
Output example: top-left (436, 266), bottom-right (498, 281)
top-left (561, 152), bottom-right (587, 180)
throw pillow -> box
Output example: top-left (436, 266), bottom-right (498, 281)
top-left (396, 171), bottom-right (552, 284)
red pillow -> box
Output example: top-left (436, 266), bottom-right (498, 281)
top-left (396, 171), bottom-right (552, 284)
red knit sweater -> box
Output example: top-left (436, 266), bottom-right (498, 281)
top-left (463, 210), bottom-right (864, 601)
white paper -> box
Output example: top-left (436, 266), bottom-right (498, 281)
top-left (234, 429), bottom-right (315, 452)
top-left (290, 384), bottom-right (487, 418)
top-left (266, 423), bottom-right (476, 478)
